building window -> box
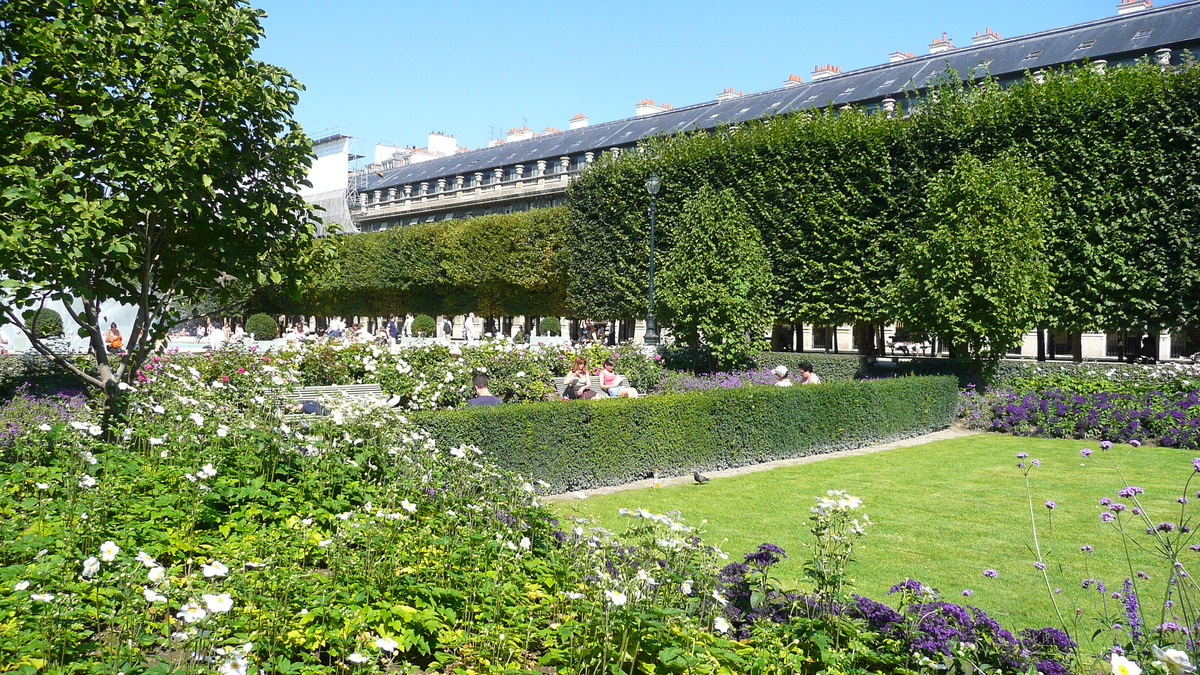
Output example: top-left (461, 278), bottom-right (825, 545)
top-left (811, 326), bottom-right (833, 350)
top-left (1171, 330), bottom-right (1200, 359)
top-left (1074, 40), bottom-right (1096, 51)
top-left (1133, 28), bottom-right (1155, 40)
top-left (1023, 49), bottom-right (1044, 60)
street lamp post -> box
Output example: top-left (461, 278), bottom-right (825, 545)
top-left (643, 175), bottom-right (661, 346)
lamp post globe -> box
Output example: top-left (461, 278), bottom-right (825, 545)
top-left (643, 175), bottom-right (661, 346)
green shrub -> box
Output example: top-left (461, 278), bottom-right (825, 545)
top-left (244, 313), bottom-right (278, 341)
top-left (412, 314), bottom-right (436, 337)
top-left (415, 376), bottom-right (957, 491)
top-left (21, 308), bottom-right (62, 338)
top-left (538, 316), bottom-right (561, 337)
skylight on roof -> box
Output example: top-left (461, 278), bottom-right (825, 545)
top-left (880, 78), bottom-right (897, 87)
top-left (709, 113), bottom-right (721, 119)
top-left (804, 94), bottom-right (819, 102)
top-left (1133, 28), bottom-right (1154, 39)
top-left (1074, 40), bottom-right (1096, 50)
top-left (978, 59), bottom-right (995, 68)
top-left (738, 107), bottom-right (751, 114)
top-left (1023, 49), bottom-right (1044, 60)
top-left (840, 86), bottom-right (857, 95)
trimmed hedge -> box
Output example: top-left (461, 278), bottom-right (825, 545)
top-left (245, 313), bottom-right (278, 341)
top-left (415, 376), bottom-right (958, 492)
top-left (753, 352), bottom-right (979, 387)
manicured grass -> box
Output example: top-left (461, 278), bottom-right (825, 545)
top-left (551, 434), bottom-right (1200, 644)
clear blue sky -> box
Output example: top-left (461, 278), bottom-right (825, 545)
top-left (252, 0), bottom-right (1137, 154)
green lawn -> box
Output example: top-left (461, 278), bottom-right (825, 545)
top-left (550, 434), bottom-right (1199, 643)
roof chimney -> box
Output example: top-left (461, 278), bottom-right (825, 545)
top-left (542, 126), bottom-right (561, 134)
top-left (635, 99), bottom-right (670, 116)
top-left (889, 51), bottom-right (917, 63)
top-left (971, 27), bottom-right (1002, 45)
top-left (716, 87), bottom-right (743, 102)
top-left (569, 113), bottom-right (589, 130)
top-left (1117, 0), bottom-right (1152, 15)
top-left (810, 64), bottom-right (841, 82)
top-left (506, 126), bottom-right (535, 143)
top-left (426, 132), bottom-right (457, 157)
top-left (929, 33), bottom-right (955, 54)
top-left (783, 74), bottom-right (804, 87)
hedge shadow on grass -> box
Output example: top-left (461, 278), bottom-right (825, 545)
top-left (416, 376), bottom-right (958, 492)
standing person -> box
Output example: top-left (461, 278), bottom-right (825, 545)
top-left (464, 313), bottom-right (476, 345)
top-left (772, 365), bottom-right (793, 387)
top-left (208, 322), bottom-right (226, 350)
top-left (466, 374), bottom-right (502, 406)
top-left (402, 313), bottom-right (414, 338)
top-left (441, 316), bottom-right (453, 340)
top-left (387, 315), bottom-right (399, 346)
top-left (0, 324), bottom-right (11, 354)
top-left (797, 361), bottom-right (822, 385)
top-left (600, 358), bottom-right (639, 398)
top-left (104, 322), bottom-right (123, 354)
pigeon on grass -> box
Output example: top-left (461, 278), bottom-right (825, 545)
top-left (693, 472), bottom-right (710, 484)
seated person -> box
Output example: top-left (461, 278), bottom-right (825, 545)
top-left (797, 361), bottom-right (822, 385)
top-left (467, 374), bottom-right (503, 406)
top-left (289, 400), bottom-right (330, 416)
top-left (600, 358), bottom-right (638, 398)
top-left (563, 357), bottom-right (596, 400)
top-left (772, 365), bottom-right (793, 387)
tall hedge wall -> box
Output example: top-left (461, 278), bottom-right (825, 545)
top-left (566, 59), bottom-right (1200, 335)
top-left (415, 376), bottom-right (957, 492)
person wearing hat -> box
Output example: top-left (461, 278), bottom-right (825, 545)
top-left (772, 365), bottom-right (793, 387)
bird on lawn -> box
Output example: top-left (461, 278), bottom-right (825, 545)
top-left (693, 472), bottom-right (709, 484)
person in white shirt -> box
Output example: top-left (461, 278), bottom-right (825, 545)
top-left (771, 365), bottom-right (793, 387)
top-left (402, 313), bottom-right (414, 338)
top-left (0, 325), bottom-right (11, 354)
top-left (797, 361), bottom-right (822, 385)
top-left (208, 323), bottom-right (226, 351)
top-left (464, 313), bottom-right (476, 345)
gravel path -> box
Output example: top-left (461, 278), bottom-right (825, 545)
top-left (545, 426), bottom-right (982, 502)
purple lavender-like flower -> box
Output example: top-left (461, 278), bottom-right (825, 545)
top-left (1111, 503), bottom-right (1127, 513)
top-left (982, 569), bottom-right (998, 578)
top-left (1156, 621), bottom-right (1188, 634)
top-left (1101, 512), bottom-right (1116, 522)
top-left (1100, 497), bottom-right (1114, 507)
top-left (1117, 486), bottom-right (1144, 498)
top-left (1100, 440), bottom-right (1113, 450)
top-left (1016, 452), bottom-right (1029, 459)
top-left (1121, 579), bottom-right (1142, 643)
top-left (1034, 562), bottom-right (1046, 570)
top-left (961, 589), bottom-right (973, 596)
top-left (1130, 439), bottom-right (1142, 447)
top-left (1045, 500), bottom-right (1056, 510)
top-left (1158, 522), bottom-right (1178, 533)
top-left (1193, 458), bottom-right (1200, 473)
top-left (1031, 459), bottom-right (1040, 467)
top-left (1081, 545), bottom-right (1094, 553)
top-left (1081, 448), bottom-right (1093, 458)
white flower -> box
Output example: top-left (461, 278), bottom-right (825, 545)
top-left (177, 603), bottom-right (208, 623)
top-left (216, 425), bottom-right (229, 438)
top-left (117, 381), bottom-right (130, 391)
top-left (14, 581), bottom-right (30, 591)
top-left (152, 405), bottom-right (165, 414)
top-left (35, 482), bottom-right (49, 490)
top-left (400, 499), bottom-right (417, 513)
top-left (143, 588), bottom-right (168, 603)
top-left (519, 537), bottom-right (531, 550)
top-left (1112, 654), bottom-right (1142, 675)
top-left (203, 592), bottom-right (234, 613)
top-left (713, 616), bottom-right (731, 633)
top-left (564, 591), bottom-right (584, 600)
top-left (149, 436), bottom-right (164, 446)
top-left (1152, 646), bottom-right (1194, 675)
top-left (450, 446), bottom-right (467, 459)
top-left (70, 421), bottom-right (89, 431)
top-left (202, 561), bottom-right (229, 578)
top-left (88, 425), bottom-right (102, 436)
top-left (217, 657), bottom-right (248, 675)
top-left (636, 569), bottom-right (655, 585)
top-left (374, 636), bottom-right (399, 653)
top-left (82, 556), bottom-right (101, 578)
top-left (712, 590), bottom-right (727, 606)
top-left (38, 423), bottom-right (51, 432)
top-left (514, 371), bottom-right (526, 378)
top-left (99, 541), bottom-right (120, 562)
top-left (680, 579), bottom-right (694, 595)
top-left (31, 593), bottom-right (55, 602)
top-left (198, 463), bottom-right (217, 479)
top-left (189, 412), bottom-right (204, 426)
top-left (78, 450), bottom-right (98, 465)
top-left (148, 566), bottom-right (166, 584)
top-left (136, 550), bottom-right (157, 567)
top-left (348, 652), bottom-right (369, 664)
top-left (318, 539), bottom-right (332, 548)
top-left (78, 474), bottom-right (96, 488)
top-left (604, 590), bottom-right (627, 606)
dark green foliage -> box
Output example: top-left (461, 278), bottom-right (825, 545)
top-left (538, 316), bottom-right (561, 336)
top-left (752, 353), bottom-right (981, 387)
top-left (411, 314), bottom-right (436, 337)
top-left (415, 376), bottom-right (958, 492)
top-left (20, 308), bottom-right (62, 338)
top-left (659, 186), bottom-right (774, 370)
top-left (244, 313), bottom-right (278, 341)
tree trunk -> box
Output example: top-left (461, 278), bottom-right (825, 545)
top-left (1036, 329), bottom-right (1046, 362)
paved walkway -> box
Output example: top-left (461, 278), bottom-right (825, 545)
top-left (545, 426), bottom-right (982, 502)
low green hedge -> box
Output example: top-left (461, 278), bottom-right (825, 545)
top-left (415, 376), bottom-right (958, 492)
top-left (753, 353), bottom-right (979, 386)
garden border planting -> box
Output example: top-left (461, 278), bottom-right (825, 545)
top-left (415, 375), bottom-right (957, 492)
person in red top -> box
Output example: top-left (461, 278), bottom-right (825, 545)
top-left (600, 358), bottom-right (639, 398)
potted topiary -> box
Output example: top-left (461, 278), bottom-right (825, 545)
top-left (22, 308), bottom-right (63, 339)
top-left (412, 314), bottom-right (436, 337)
top-left (538, 316), bottom-right (561, 337)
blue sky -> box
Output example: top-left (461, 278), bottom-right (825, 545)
top-left (252, 0), bottom-right (1135, 154)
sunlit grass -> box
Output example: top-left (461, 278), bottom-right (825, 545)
top-left (551, 434), bottom-right (1199, 645)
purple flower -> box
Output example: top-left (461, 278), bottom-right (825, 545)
top-left (1016, 452), bottom-right (1029, 459)
top-left (1080, 545), bottom-right (1094, 553)
top-left (1130, 439), bottom-right (1142, 447)
top-left (1034, 562), bottom-right (1046, 570)
top-left (1031, 459), bottom-right (1040, 467)
top-left (1111, 503), bottom-right (1127, 513)
top-left (1099, 497), bottom-right (1113, 507)
top-left (1045, 500), bottom-right (1056, 510)
top-left (1101, 512), bottom-right (1116, 522)
top-left (982, 569), bottom-right (998, 578)
top-left (1100, 440), bottom-right (1113, 450)
top-left (1117, 486), bottom-right (1144, 498)
top-left (1157, 522), bottom-right (1176, 532)
top-left (1081, 448), bottom-right (1093, 458)
top-left (1193, 458), bottom-right (1200, 473)
top-left (1180, 497), bottom-right (1190, 505)
top-left (961, 589), bottom-right (973, 596)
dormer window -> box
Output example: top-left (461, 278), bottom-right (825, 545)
top-left (1023, 49), bottom-right (1044, 60)
top-left (1133, 28), bottom-right (1154, 39)
top-left (1074, 40), bottom-right (1096, 51)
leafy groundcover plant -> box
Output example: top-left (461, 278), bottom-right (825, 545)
top-left (0, 344), bottom-right (1066, 673)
